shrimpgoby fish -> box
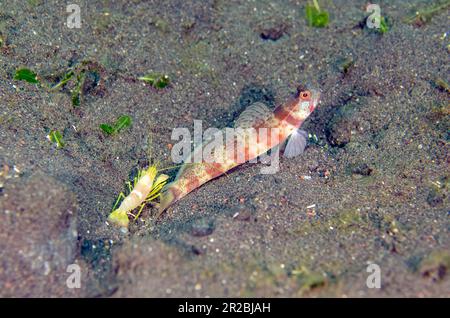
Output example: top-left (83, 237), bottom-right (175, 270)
top-left (159, 87), bottom-right (320, 214)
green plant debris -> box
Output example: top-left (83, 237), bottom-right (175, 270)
top-left (100, 115), bottom-right (132, 135)
top-left (432, 78), bottom-right (450, 93)
top-left (48, 130), bottom-right (65, 148)
top-left (51, 70), bottom-right (75, 90)
top-left (305, 0), bottom-right (329, 28)
top-left (291, 266), bottom-right (328, 291)
top-left (71, 72), bottom-right (85, 106)
top-left (307, 132), bottom-right (329, 150)
top-left (378, 16), bottom-right (389, 33)
top-left (403, 0), bottom-right (450, 26)
top-left (114, 115), bottom-right (132, 131)
top-left (71, 89), bottom-right (80, 106)
top-left (14, 68), bottom-right (39, 84)
top-left (138, 73), bottom-right (170, 89)
top-left (99, 124), bottom-right (114, 135)
top-left (14, 60), bottom-right (104, 107)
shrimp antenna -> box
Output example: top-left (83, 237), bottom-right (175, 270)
top-left (148, 126), bottom-right (154, 164)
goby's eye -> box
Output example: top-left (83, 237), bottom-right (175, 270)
top-left (300, 91), bottom-right (311, 100)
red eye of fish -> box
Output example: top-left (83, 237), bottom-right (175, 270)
top-left (300, 91), bottom-right (311, 100)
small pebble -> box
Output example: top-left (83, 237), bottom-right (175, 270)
top-left (190, 217), bottom-right (215, 237)
top-left (260, 24), bottom-right (287, 41)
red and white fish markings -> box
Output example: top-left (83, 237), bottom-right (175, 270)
top-left (159, 88), bottom-right (320, 214)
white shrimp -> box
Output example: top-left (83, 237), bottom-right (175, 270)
top-left (108, 165), bottom-right (169, 228)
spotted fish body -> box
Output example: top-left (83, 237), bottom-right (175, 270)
top-left (159, 88), bottom-right (320, 213)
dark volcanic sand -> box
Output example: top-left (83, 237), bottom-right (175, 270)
top-left (0, 0), bottom-right (449, 297)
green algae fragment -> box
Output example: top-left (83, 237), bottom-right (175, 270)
top-left (99, 124), bottom-right (114, 135)
top-left (48, 130), bottom-right (65, 148)
top-left (71, 91), bottom-right (80, 106)
top-left (378, 16), bottom-right (389, 33)
top-left (51, 70), bottom-right (75, 90)
top-left (138, 73), bottom-right (170, 89)
top-left (14, 68), bottom-right (39, 84)
top-left (305, 0), bottom-right (329, 28)
top-left (14, 60), bottom-right (104, 108)
top-left (115, 115), bottom-right (132, 132)
top-left (100, 115), bottom-right (132, 135)
top-left (71, 72), bottom-right (85, 106)
top-left (432, 78), bottom-right (450, 93)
